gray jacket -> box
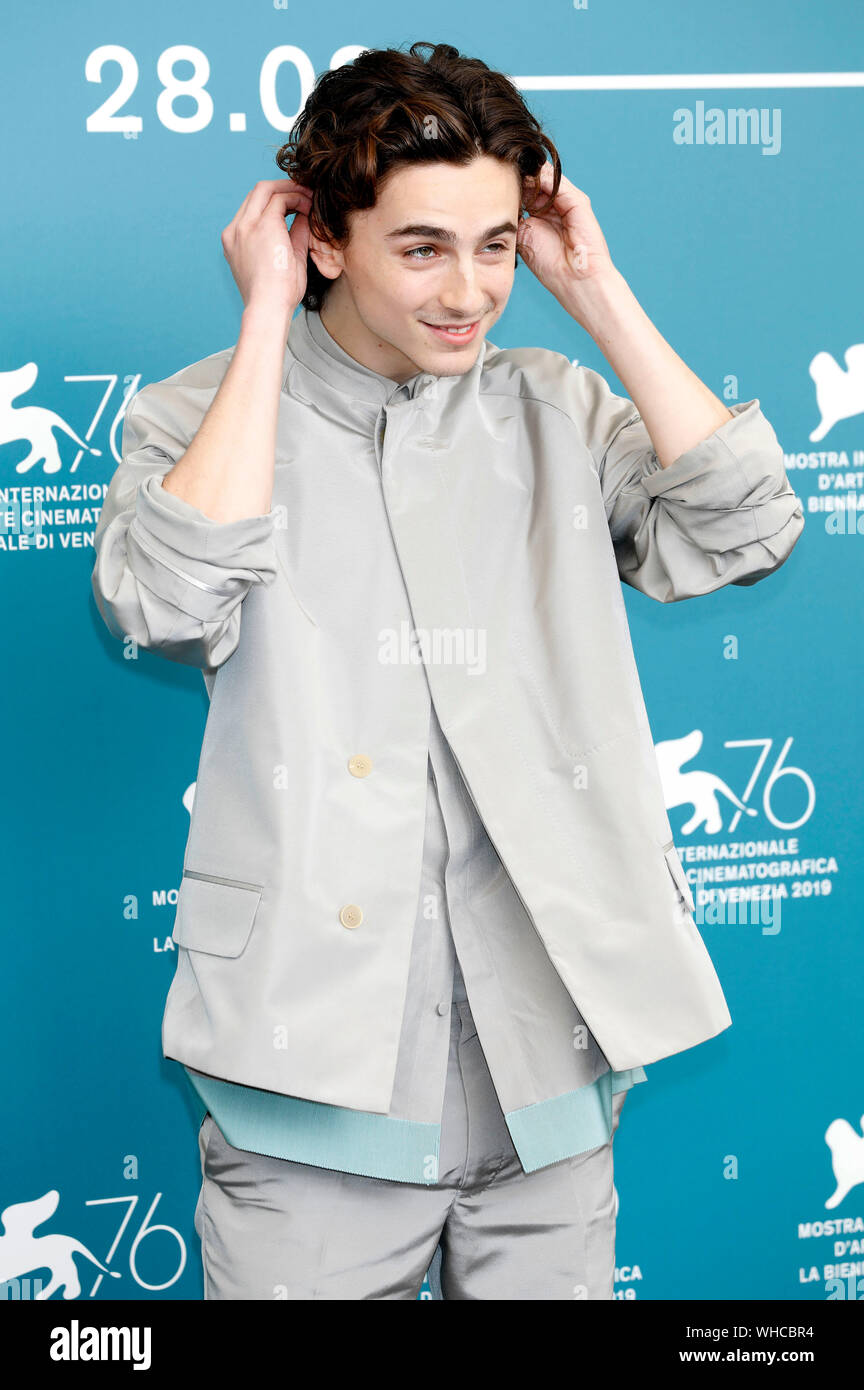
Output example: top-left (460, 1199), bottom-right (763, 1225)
top-left (91, 305), bottom-right (805, 1111)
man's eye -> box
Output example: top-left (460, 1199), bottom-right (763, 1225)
top-left (404, 242), bottom-right (510, 260)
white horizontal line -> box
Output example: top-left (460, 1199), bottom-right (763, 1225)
top-left (513, 72), bottom-right (864, 91)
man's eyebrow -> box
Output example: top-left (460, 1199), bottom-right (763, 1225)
top-left (384, 221), bottom-right (519, 244)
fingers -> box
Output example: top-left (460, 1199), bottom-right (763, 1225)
top-left (242, 178), bottom-right (313, 223)
top-left (223, 179), bottom-right (313, 239)
top-left (288, 209), bottom-right (311, 256)
top-left (525, 161), bottom-right (588, 215)
top-left (260, 190), bottom-right (312, 223)
top-left (522, 162), bottom-right (556, 212)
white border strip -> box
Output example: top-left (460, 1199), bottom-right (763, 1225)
top-left (513, 73), bottom-right (864, 90)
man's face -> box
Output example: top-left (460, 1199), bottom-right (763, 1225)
top-left (310, 156), bottom-right (522, 385)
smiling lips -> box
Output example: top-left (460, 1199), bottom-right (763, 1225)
top-left (423, 320), bottom-right (481, 342)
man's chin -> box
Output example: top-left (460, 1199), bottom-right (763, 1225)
top-left (413, 333), bottom-right (485, 376)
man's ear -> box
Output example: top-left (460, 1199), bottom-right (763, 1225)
top-left (309, 233), bottom-right (344, 283)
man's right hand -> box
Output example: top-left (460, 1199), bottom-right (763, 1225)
top-left (221, 178), bottom-right (314, 317)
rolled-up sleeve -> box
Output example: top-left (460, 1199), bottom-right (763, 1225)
top-left (91, 383), bottom-right (278, 667)
top-left (570, 365), bottom-right (805, 602)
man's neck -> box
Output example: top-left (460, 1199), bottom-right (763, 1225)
top-left (318, 295), bottom-right (421, 386)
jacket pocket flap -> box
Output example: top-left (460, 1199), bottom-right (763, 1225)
top-left (663, 847), bottom-right (695, 913)
top-left (172, 872), bottom-right (263, 957)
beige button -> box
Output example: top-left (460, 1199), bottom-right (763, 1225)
top-left (339, 903), bottom-right (363, 929)
top-left (347, 754), bottom-right (372, 778)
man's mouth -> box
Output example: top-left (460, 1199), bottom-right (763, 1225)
top-left (422, 320), bottom-right (482, 342)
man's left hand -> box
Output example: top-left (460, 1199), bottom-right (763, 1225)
top-left (517, 161), bottom-right (616, 301)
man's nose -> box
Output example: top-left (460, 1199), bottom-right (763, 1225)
top-left (439, 263), bottom-right (490, 316)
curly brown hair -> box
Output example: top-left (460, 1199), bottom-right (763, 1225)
top-left (274, 40), bottom-right (562, 311)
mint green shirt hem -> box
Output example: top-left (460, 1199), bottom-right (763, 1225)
top-left (506, 1066), bottom-right (647, 1173)
top-left (186, 1066), bottom-right (439, 1185)
top-left (183, 1063), bottom-right (646, 1185)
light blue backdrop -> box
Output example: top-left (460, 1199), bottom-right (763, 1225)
top-left (3, 0), bottom-right (862, 1301)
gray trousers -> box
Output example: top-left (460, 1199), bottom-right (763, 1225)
top-left (193, 997), bottom-right (626, 1300)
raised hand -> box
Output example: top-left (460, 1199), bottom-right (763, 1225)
top-left (221, 178), bottom-right (314, 316)
top-left (517, 162), bottom-right (615, 302)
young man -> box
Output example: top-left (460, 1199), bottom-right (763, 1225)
top-left (92, 43), bottom-right (804, 1300)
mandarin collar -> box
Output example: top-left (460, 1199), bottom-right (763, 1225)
top-left (284, 304), bottom-right (490, 406)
